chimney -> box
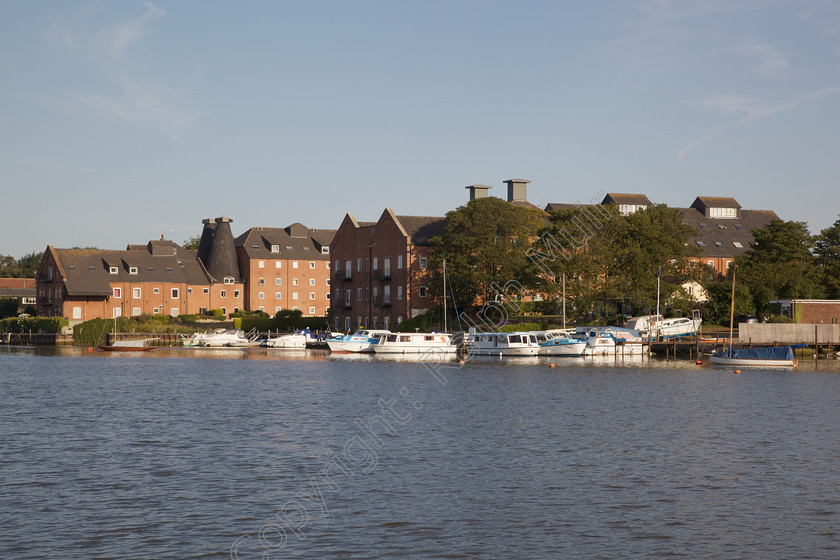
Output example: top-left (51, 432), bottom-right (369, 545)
top-left (504, 178), bottom-right (530, 203)
top-left (465, 184), bottom-right (492, 201)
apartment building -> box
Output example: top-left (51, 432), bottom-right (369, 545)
top-left (235, 223), bottom-right (335, 316)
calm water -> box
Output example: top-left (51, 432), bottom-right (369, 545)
top-left (2, 346), bottom-right (840, 559)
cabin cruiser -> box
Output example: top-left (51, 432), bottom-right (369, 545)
top-left (262, 328), bottom-right (313, 349)
top-left (583, 328), bottom-right (646, 356)
top-left (373, 332), bottom-right (457, 354)
top-left (327, 329), bottom-right (391, 353)
top-left (465, 331), bottom-right (541, 356)
top-left (197, 328), bottom-right (257, 347)
top-left (624, 310), bottom-right (701, 340)
top-left (537, 330), bottom-right (587, 357)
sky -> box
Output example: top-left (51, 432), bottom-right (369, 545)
top-left (1, 0), bottom-right (839, 258)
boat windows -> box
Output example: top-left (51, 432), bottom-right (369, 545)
top-left (508, 335), bottom-right (521, 344)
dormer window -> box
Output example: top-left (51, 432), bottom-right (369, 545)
top-left (321, 246), bottom-right (329, 254)
top-left (709, 207), bottom-right (738, 219)
top-left (224, 277), bottom-right (235, 285)
top-left (109, 266), bottom-right (118, 274)
top-left (271, 245), bottom-right (280, 253)
top-left (129, 267), bottom-right (138, 274)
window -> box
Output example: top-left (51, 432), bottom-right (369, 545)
top-left (258, 278), bottom-right (265, 285)
top-left (276, 292), bottom-right (282, 299)
top-left (345, 289), bottom-right (351, 302)
top-left (384, 285), bottom-right (391, 303)
top-left (699, 223), bottom-right (710, 230)
top-left (153, 288), bottom-right (160, 294)
top-left (259, 292), bottom-right (265, 300)
top-left (733, 241), bottom-right (743, 248)
top-left (326, 279), bottom-right (330, 286)
top-left (707, 260), bottom-right (714, 267)
top-left (275, 278), bottom-right (282, 286)
top-left (714, 241), bottom-right (724, 247)
top-left (258, 261), bottom-right (265, 269)
top-left (309, 278), bottom-right (316, 286)
top-left (345, 260), bottom-right (351, 277)
top-left (224, 277), bottom-right (235, 285)
top-left (73, 307), bottom-right (82, 319)
top-left (418, 258), bottom-right (427, 270)
top-left (133, 288), bottom-right (141, 298)
top-left (384, 258), bottom-right (391, 276)
top-left (293, 261), bottom-right (299, 269)
top-left (171, 308), bottom-right (179, 317)
top-left (309, 306), bottom-right (316, 314)
top-left (357, 287), bottom-right (362, 301)
top-left (696, 241), bottom-right (707, 247)
top-left (397, 286), bottom-right (403, 300)
top-left (220, 290), bottom-right (227, 298)
top-left (293, 278), bottom-right (299, 286)
top-left (322, 246), bottom-right (330, 254)
top-left (357, 258), bottom-right (362, 272)
top-left (187, 288), bottom-right (192, 294)
top-left (373, 257), bottom-right (378, 271)
top-left (309, 292), bottom-right (316, 300)
top-left (129, 267), bottom-right (138, 275)
top-left (419, 286), bottom-right (428, 297)
top-left (310, 261), bottom-right (315, 269)
top-left (271, 245), bottom-right (280, 253)
top-left (113, 288), bottom-right (122, 298)
top-left (734, 224), bottom-right (744, 230)
top-left (397, 255), bottom-right (403, 269)
top-left (109, 266), bottom-right (118, 274)
top-left (292, 292), bottom-right (299, 300)
top-left (171, 288), bottom-right (179, 298)
top-left (233, 290), bottom-right (240, 298)
top-left (326, 293), bottom-right (331, 300)
top-left (709, 207), bottom-right (737, 218)
top-left (275, 261), bottom-right (282, 269)
top-left (334, 260), bottom-right (339, 272)
top-left (203, 288), bottom-right (209, 294)
top-left (113, 308), bottom-right (122, 318)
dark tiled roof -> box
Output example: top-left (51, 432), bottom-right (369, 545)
top-left (602, 193), bottom-right (652, 205)
top-left (545, 202), bottom-right (584, 212)
top-left (236, 224), bottom-right (336, 259)
top-left (680, 207), bottom-right (779, 257)
top-left (691, 196), bottom-right (741, 210)
top-left (510, 200), bottom-right (545, 212)
top-left (54, 243), bottom-right (208, 296)
top-left (395, 215), bottom-right (446, 245)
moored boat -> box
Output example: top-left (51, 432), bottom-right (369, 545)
top-left (537, 330), bottom-right (587, 357)
top-left (98, 338), bottom-right (159, 352)
top-left (262, 328), bottom-right (313, 349)
top-left (197, 328), bottom-right (257, 347)
top-left (465, 331), bottom-right (541, 357)
top-left (624, 310), bottom-right (702, 340)
top-left (373, 332), bottom-right (457, 354)
top-left (709, 345), bottom-right (803, 367)
top-left (582, 328), bottom-right (646, 356)
top-left (327, 329), bottom-right (391, 353)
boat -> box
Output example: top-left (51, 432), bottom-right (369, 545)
top-left (373, 332), bottom-right (457, 354)
top-left (465, 331), bottom-right (541, 356)
top-left (98, 338), bottom-right (159, 352)
top-left (537, 330), bottom-right (587, 357)
top-left (624, 310), bottom-right (702, 340)
top-left (326, 329), bottom-right (391, 353)
top-left (710, 345), bottom-right (802, 367)
top-left (262, 328), bottom-right (314, 349)
top-left (582, 328), bottom-right (647, 356)
top-left (197, 328), bottom-right (257, 347)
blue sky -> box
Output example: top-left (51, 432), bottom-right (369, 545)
top-left (2, 0), bottom-right (839, 258)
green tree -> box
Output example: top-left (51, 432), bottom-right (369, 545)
top-left (16, 251), bottom-right (43, 277)
top-left (738, 219), bottom-right (823, 315)
top-left (702, 272), bottom-right (755, 326)
top-left (815, 215), bottom-right (840, 299)
top-left (429, 197), bottom-right (546, 309)
top-left (182, 235), bottom-right (201, 250)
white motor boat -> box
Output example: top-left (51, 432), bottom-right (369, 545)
top-left (537, 330), bottom-right (587, 357)
top-left (373, 332), bottom-right (457, 354)
top-left (327, 329), bottom-right (391, 353)
top-left (624, 310), bottom-right (702, 340)
top-left (583, 328), bottom-right (647, 356)
top-left (465, 331), bottom-right (541, 356)
top-left (262, 328), bottom-right (313, 349)
top-left (197, 328), bottom-right (257, 347)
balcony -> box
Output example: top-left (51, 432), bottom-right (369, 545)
top-left (382, 299), bottom-right (392, 308)
top-left (335, 272), bottom-right (353, 282)
top-left (374, 273), bottom-right (392, 282)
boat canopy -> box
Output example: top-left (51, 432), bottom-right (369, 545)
top-left (720, 346), bottom-right (796, 361)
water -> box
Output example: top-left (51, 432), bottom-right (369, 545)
top-left (2, 346), bottom-right (840, 559)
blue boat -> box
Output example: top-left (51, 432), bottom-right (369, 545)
top-left (710, 345), bottom-right (806, 367)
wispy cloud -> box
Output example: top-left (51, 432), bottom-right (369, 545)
top-left (679, 85), bottom-right (840, 158)
top-left (44, 2), bottom-right (200, 139)
top-left (732, 41), bottom-right (790, 78)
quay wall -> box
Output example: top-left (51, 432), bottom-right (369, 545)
top-left (739, 323), bottom-right (840, 345)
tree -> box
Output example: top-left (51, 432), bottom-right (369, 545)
top-left (737, 219), bottom-right (823, 315)
top-left (182, 235), bottom-right (201, 250)
top-left (815, 215), bottom-right (840, 299)
top-left (702, 272), bottom-right (755, 326)
top-left (0, 251), bottom-right (43, 278)
top-left (429, 197), bottom-right (546, 309)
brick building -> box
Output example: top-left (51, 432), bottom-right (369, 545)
top-left (330, 208), bottom-right (445, 332)
top-left (235, 223), bottom-right (335, 316)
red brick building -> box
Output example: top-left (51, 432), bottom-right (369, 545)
top-left (329, 208), bottom-right (444, 332)
top-left (235, 223), bottom-right (335, 316)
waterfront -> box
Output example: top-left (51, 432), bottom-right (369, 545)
top-left (2, 347), bottom-right (840, 559)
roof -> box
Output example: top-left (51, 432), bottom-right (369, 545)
top-left (49, 243), bottom-right (209, 297)
top-left (0, 278), bottom-right (36, 298)
top-left (394, 215), bottom-right (446, 244)
top-left (235, 223), bottom-right (337, 259)
top-left (602, 193), bottom-right (652, 206)
top-left (691, 196), bottom-right (742, 210)
top-left (679, 208), bottom-right (779, 257)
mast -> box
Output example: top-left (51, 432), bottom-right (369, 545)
top-left (728, 265), bottom-right (736, 354)
top-left (562, 272), bottom-right (566, 330)
top-left (442, 259), bottom-right (447, 333)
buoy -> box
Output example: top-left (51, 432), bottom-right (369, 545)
top-left (458, 360), bottom-right (464, 364)
top-left (734, 369), bottom-right (741, 374)
top-left (695, 359), bottom-right (702, 365)
top-left (549, 363), bottom-right (556, 368)
top-left (88, 347), bottom-right (93, 352)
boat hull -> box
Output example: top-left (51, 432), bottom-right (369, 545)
top-left (538, 342), bottom-right (587, 357)
top-left (710, 356), bottom-right (797, 367)
top-left (467, 346), bottom-right (539, 356)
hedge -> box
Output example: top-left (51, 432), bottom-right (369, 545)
top-left (0, 316), bottom-right (68, 334)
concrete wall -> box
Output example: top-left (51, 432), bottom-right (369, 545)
top-left (739, 323), bottom-right (840, 344)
